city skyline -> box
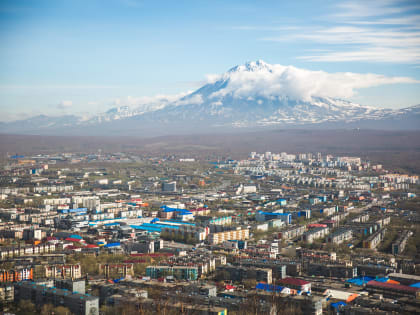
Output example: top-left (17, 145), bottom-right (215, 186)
top-left (1, 2), bottom-right (420, 314)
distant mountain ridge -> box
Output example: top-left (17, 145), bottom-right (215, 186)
top-left (1, 60), bottom-right (419, 136)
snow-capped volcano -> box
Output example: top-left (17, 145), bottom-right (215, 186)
top-left (110, 59), bottom-right (404, 128)
top-left (1, 60), bottom-right (419, 135)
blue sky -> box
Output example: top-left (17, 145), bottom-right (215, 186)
top-left (1, 0), bottom-right (419, 121)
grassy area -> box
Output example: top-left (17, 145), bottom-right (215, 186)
top-left (404, 225), bottom-right (420, 259)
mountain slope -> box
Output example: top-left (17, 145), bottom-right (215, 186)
top-left (1, 61), bottom-right (419, 135)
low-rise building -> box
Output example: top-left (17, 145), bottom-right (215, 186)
top-left (366, 280), bottom-right (420, 298)
top-left (388, 272), bottom-right (420, 285)
top-left (277, 277), bottom-right (311, 292)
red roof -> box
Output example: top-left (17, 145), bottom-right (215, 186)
top-left (65, 245), bottom-right (80, 250)
top-left (65, 237), bottom-right (82, 242)
top-left (278, 277), bottom-right (310, 286)
top-left (85, 244), bottom-right (99, 248)
top-left (367, 280), bottom-right (420, 293)
top-left (130, 253), bottom-right (173, 257)
top-left (307, 224), bottom-right (327, 228)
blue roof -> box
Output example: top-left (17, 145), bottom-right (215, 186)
top-left (69, 234), bottom-right (83, 239)
top-left (331, 302), bottom-right (347, 309)
top-left (410, 282), bottom-right (420, 288)
top-left (375, 277), bottom-right (389, 283)
top-left (142, 223), bottom-right (178, 228)
top-left (165, 220), bottom-right (196, 226)
top-left (130, 223), bottom-right (179, 232)
top-left (104, 242), bottom-right (120, 248)
top-left (162, 208), bottom-right (176, 212)
top-left (104, 222), bottom-right (120, 226)
top-left (258, 211), bottom-right (290, 216)
top-left (346, 276), bottom-right (374, 286)
top-left (178, 211), bottom-right (193, 215)
top-left (69, 208), bottom-right (88, 212)
top-left (160, 206), bottom-right (191, 214)
top-left (130, 220), bottom-right (193, 232)
top-left (130, 225), bottom-right (162, 232)
top-left (256, 283), bottom-right (284, 292)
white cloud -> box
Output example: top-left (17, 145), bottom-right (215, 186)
top-left (205, 74), bottom-right (222, 84)
top-left (298, 47), bottom-right (420, 63)
top-left (208, 61), bottom-right (418, 102)
top-left (211, 101), bottom-right (223, 106)
top-left (333, 1), bottom-right (417, 18)
top-left (57, 100), bottom-right (73, 109)
top-left (174, 94), bottom-right (203, 106)
top-left (243, 0), bottom-right (420, 64)
top-left (111, 91), bottom-right (195, 113)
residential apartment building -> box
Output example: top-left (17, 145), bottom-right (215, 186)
top-left (216, 265), bottom-right (272, 284)
top-left (0, 243), bottom-right (57, 259)
top-left (0, 268), bottom-right (33, 283)
top-left (14, 281), bottom-right (99, 315)
top-left (208, 228), bottom-right (249, 245)
top-left (363, 228), bottom-right (387, 249)
top-left (99, 263), bottom-right (134, 278)
top-left (302, 227), bottom-right (329, 243)
top-left (307, 263), bottom-right (357, 278)
top-left (256, 211), bottom-right (292, 225)
top-left (44, 264), bottom-right (82, 279)
top-left (392, 230), bottom-right (413, 255)
top-left (278, 225), bottom-right (306, 240)
top-left (146, 265), bottom-right (198, 281)
top-left (327, 228), bottom-right (352, 244)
